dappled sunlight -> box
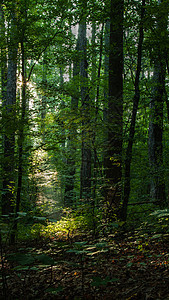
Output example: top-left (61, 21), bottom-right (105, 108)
top-left (31, 213), bottom-right (91, 240)
top-left (1, 0), bottom-right (169, 298)
top-left (30, 148), bottom-right (62, 218)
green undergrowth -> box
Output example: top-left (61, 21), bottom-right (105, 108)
top-left (31, 214), bottom-right (91, 239)
top-left (2, 206), bottom-right (169, 244)
top-left (2, 208), bottom-right (169, 299)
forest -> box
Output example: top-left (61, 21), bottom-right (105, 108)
top-left (0, 0), bottom-right (169, 299)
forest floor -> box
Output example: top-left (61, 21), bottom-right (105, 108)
top-left (1, 154), bottom-right (169, 299)
top-left (1, 231), bottom-right (169, 300)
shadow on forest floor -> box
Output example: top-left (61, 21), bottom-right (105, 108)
top-left (1, 231), bottom-right (169, 299)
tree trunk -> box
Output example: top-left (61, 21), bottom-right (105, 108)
top-left (121, 0), bottom-right (145, 221)
top-left (64, 32), bottom-right (80, 206)
top-left (0, 5), bottom-right (7, 107)
top-left (0, 4), bottom-right (7, 213)
top-left (148, 0), bottom-right (167, 208)
top-left (41, 51), bottom-right (47, 122)
top-left (104, 0), bottom-right (123, 211)
top-left (103, 20), bottom-right (110, 175)
top-left (11, 40), bottom-right (26, 243)
top-left (92, 23), bottom-right (104, 200)
top-left (2, 10), bottom-right (17, 215)
top-left (79, 9), bottom-right (92, 200)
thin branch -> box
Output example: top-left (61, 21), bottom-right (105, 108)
top-left (27, 29), bottom-right (64, 82)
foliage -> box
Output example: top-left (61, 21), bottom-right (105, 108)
top-left (0, 0), bottom-right (169, 292)
top-left (2, 219), bottom-right (169, 299)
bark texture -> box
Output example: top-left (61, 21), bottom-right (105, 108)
top-left (121, 0), bottom-right (145, 221)
top-left (2, 10), bottom-right (17, 215)
top-left (148, 0), bottom-right (167, 207)
top-left (104, 0), bottom-right (123, 210)
top-left (79, 8), bottom-right (92, 200)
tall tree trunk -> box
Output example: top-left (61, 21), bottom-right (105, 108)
top-left (0, 4), bottom-right (7, 212)
top-left (103, 20), bottom-right (110, 174)
top-left (121, 0), bottom-right (145, 221)
top-left (41, 51), bottom-right (47, 122)
top-left (16, 41), bottom-right (26, 214)
top-left (2, 10), bottom-right (17, 215)
top-left (59, 69), bottom-right (66, 204)
top-left (148, 0), bottom-right (167, 208)
top-left (10, 0), bottom-right (28, 242)
top-left (92, 23), bottom-right (104, 200)
top-left (79, 7), bottom-right (92, 200)
top-left (64, 33), bottom-right (80, 206)
top-left (104, 0), bottom-right (123, 210)
top-left (11, 40), bottom-right (26, 243)
top-left (0, 5), bottom-right (7, 107)
top-left (91, 21), bottom-right (97, 201)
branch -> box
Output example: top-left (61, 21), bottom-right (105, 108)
top-left (27, 29), bottom-right (64, 82)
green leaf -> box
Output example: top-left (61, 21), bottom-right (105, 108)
top-left (110, 222), bottom-right (119, 228)
top-left (74, 241), bottom-right (88, 247)
top-left (36, 254), bottom-right (55, 265)
top-left (126, 262), bottom-right (133, 268)
top-left (14, 266), bottom-right (30, 271)
top-left (151, 234), bottom-right (162, 240)
top-left (33, 216), bottom-right (47, 221)
top-left (67, 249), bottom-right (86, 255)
top-left (30, 266), bottom-right (39, 271)
top-left (91, 276), bottom-right (118, 287)
top-left (95, 242), bottom-right (107, 249)
top-left (17, 212), bottom-right (27, 217)
top-left (151, 209), bottom-right (169, 218)
top-left (7, 253), bottom-right (35, 266)
top-left (46, 286), bottom-right (63, 294)
top-left (48, 218), bottom-right (58, 223)
top-left (139, 262), bottom-right (147, 266)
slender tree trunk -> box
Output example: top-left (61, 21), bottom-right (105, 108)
top-left (104, 0), bottom-right (123, 210)
top-left (149, 63), bottom-right (166, 207)
top-left (79, 10), bottom-right (92, 200)
top-left (41, 51), bottom-right (47, 122)
top-left (10, 0), bottom-right (28, 242)
top-left (64, 33), bottom-right (80, 206)
top-left (0, 5), bottom-right (7, 210)
top-left (2, 11), bottom-right (17, 215)
top-left (103, 20), bottom-right (110, 173)
top-left (10, 40), bottom-right (26, 243)
top-left (121, 0), bottom-right (145, 221)
top-left (0, 5), bottom-right (7, 107)
top-left (148, 0), bottom-right (167, 208)
top-left (92, 23), bottom-right (104, 200)
top-left (16, 41), bottom-right (26, 212)
top-left (59, 69), bottom-right (66, 204)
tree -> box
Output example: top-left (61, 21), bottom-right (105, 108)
top-left (0, 4), bottom-right (7, 108)
top-left (79, 0), bottom-right (92, 200)
top-left (104, 0), bottom-right (123, 211)
top-left (121, 0), bottom-right (145, 221)
top-left (91, 22), bottom-right (104, 200)
top-left (64, 30), bottom-right (80, 206)
top-left (1, 3), bottom-right (18, 215)
top-left (148, 0), bottom-right (168, 208)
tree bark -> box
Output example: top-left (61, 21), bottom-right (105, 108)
top-left (92, 23), bottom-right (104, 200)
top-left (2, 10), bottom-right (17, 215)
top-left (0, 5), bottom-right (7, 107)
top-left (104, 0), bottom-right (123, 210)
top-left (64, 31), bottom-right (80, 206)
top-left (148, 0), bottom-right (167, 208)
top-left (41, 51), bottom-right (47, 121)
top-left (79, 6), bottom-right (92, 200)
top-left (121, 0), bottom-right (145, 221)
top-left (11, 40), bottom-right (26, 243)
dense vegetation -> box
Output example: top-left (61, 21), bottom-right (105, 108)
top-left (0, 0), bottom-right (169, 298)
